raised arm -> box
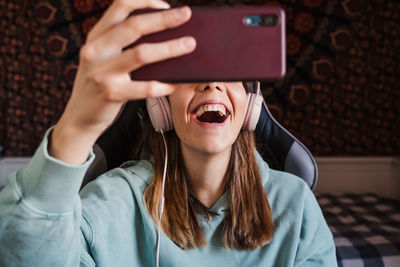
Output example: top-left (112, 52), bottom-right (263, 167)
top-left (50, 0), bottom-right (195, 164)
top-left (0, 1), bottom-right (195, 265)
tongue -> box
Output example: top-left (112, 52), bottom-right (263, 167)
top-left (197, 111), bottom-right (225, 123)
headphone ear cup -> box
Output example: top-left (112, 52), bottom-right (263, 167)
top-left (146, 97), bottom-right (173, 132)
top-left (243, 93), bottom-right (263, 131)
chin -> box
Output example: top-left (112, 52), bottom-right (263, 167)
top-left (191, 136), bottom-right (233, 155)
top-left (176, 123), bottom-right (240, 156)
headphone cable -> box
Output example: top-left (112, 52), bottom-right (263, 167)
top-left (156, 129), bottom-right (168, 267)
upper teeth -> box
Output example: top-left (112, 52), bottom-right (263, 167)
top-left (195, 104), bottom-right (227, 118)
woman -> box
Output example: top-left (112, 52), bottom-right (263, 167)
top-left (0, 1), bottom-right (337, 266)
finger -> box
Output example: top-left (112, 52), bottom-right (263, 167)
top-left (126, 80), bottom-right (176, 99)
top-left (105, 36), bottom-right (196, 74)
top-left (101, 75), bottom-right (176, 101)
top-left (91, 6), bottom-right (191, 54)
top-left (87, 0), bottom-right (170, 42)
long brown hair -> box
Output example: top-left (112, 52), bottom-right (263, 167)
top-left (143, 127), bottom-right (274, 250)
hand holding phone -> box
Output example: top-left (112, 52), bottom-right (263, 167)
top-left (50, 2), bottom-right (196, 164)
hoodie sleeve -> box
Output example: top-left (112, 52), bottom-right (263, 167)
top-left (0, 128), bottom-right (96, 266)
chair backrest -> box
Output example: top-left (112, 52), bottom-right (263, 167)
top-left (255, 100), bottom-right (318, 190)
top-left (83, 96), bottom-right (318, 190)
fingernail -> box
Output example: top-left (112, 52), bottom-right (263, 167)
top-left (181, 37), bottom-right (195, 50)
top-left (176, 6), bottom-right (188, 17)
top-left (157, 1), bottom-right (170, 9)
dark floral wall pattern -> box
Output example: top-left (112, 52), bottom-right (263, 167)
top-left (0, 0), bottom-right (399, 156)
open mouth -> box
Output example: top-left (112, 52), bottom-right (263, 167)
top-left (193, 104), bottom-right (230, 124)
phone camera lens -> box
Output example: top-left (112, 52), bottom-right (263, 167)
top-left (243, 15), bottom-right (258, 26)
top-left (259, 15), bottom-right (279, 26)
top-left (243, 14), bottom-right (279, 27)
top-left (244, 17), bottom-right (253, 25)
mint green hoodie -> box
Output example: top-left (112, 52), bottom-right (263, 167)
top-left (0, 129), bottom-right (337, 266)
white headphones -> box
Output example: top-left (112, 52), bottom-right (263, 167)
top-left (146, 81), bottom-right (263, 132)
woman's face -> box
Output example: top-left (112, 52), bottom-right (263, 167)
top-left (168, 82), bottom-right (247, 155)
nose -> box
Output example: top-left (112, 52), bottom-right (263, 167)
top-left (198, 82), bottom-right (224, 92)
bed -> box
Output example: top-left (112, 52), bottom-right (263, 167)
top-left (317, 193), bottom-right (400, 267)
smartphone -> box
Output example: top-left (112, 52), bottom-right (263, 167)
top-left (129, 6), bottom-right (285, 82)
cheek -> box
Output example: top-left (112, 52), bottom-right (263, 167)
top-left (231, 91), bottom-right (248, 123)
top-left (238, 98), bottom-right (248, 118)
top-left (169, 95), bottom-right (190, 138)
top-left (169, 93), bottom-right (188, 118)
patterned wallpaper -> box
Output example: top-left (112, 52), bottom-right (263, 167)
top-left (0, 0), bottom-right (399, 156)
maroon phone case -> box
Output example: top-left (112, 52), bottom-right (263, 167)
top-left (130, 6), bottom-right (285, 82)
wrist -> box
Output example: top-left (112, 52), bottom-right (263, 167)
top-left (49, 122), bottom-right (99, 165)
